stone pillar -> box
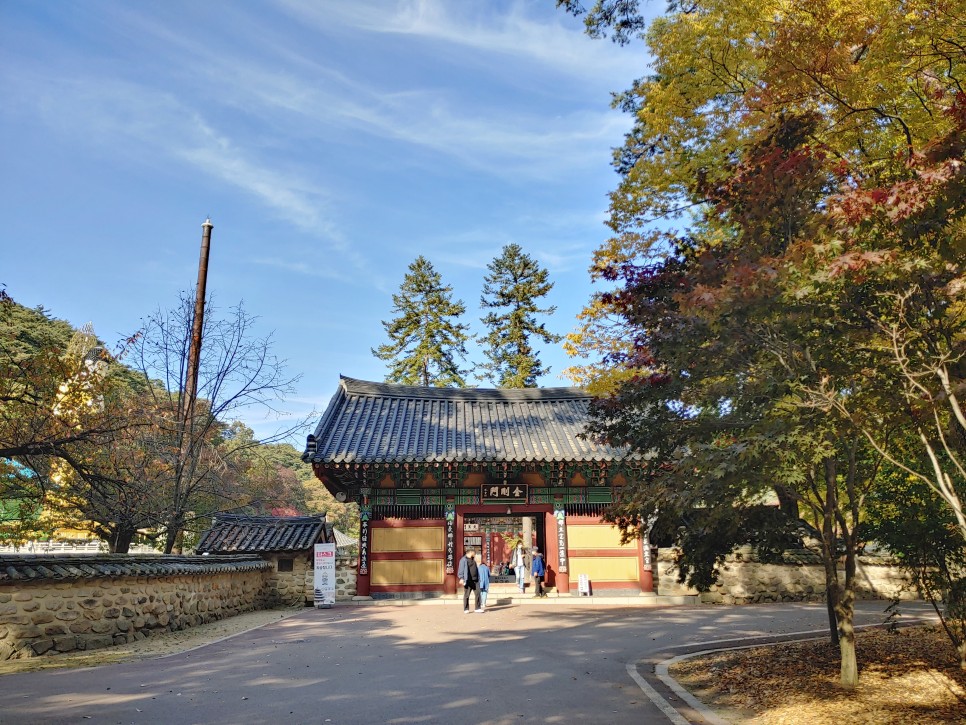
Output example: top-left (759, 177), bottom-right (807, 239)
top-left (356, 504), bottom-right (372, 597)
top-left (553, 507), bottom-right (570, 595)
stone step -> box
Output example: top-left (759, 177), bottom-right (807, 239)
top-left (345, 593), bottom-right (699, 607)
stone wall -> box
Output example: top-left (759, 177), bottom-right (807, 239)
top-left (0, 555), bottom-right (271, 660)
top-left (296, 553), bottom-right (359, 603)
top-left (656, 547), bottom-right (916, 604)
top-left (335, 554), bottom-right (358, 601)
top-left (246, 552), bottom-right (359, 605)
top-left (263, 553), bottom-right (313, 606)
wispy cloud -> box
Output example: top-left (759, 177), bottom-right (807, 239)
top-left (2, 68), bottom-right (388, 275)
top-left (152, 48), bottom-right (630, 182)
top-left (249, 258), bottom-right (348, 282)
top-left (43, 2), bottom-right (632, 184)
top-left (279, 0), bottom-right (643, 83)
top-left (176, 125), bottom-right (333, 236)
top-left (15, 72), bottom-right (333, 230)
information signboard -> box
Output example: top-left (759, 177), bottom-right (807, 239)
top-left (313, 543), bottom-right (337, 608)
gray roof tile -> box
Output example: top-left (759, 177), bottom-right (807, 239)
top-left (195, 514), bottom-right (329, 554)
top-left (303, 377), bottom-right (631, 465)
top-left (0, 555), bottom-right (270, 583)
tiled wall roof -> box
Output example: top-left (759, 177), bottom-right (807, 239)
top-left (0, 554), bottom-right (270, 583)
top-left (195, 514), bottom-right (327, 554)
top-left (303, 377), bottom-right (632, 465)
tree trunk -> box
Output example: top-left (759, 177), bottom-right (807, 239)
top-left (835, 587), bottom-right (858, 688)
top-left (774, 485), bottom-right (799, 520)
top-left (163, 516), bottom-right (182, 554)
top-left (821, 457), bottom-right (840, 647)
top-left (108, 526), bottom-right (136, 554)
top-left (825, 586), bottom-right (839, 647)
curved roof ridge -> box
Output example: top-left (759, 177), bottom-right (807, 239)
top-left (339, 376), bottom-right (589, 401)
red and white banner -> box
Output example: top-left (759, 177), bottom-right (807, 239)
top-left (313, 543), bottom-right (336, 608)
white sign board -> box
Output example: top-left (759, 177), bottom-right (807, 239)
top-left (578, 573), bottom-right (591, 596)
top-left (313, 543), bottom-right (336, 608)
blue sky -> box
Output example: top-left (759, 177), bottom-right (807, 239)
top-left (0, 1), bottom-right (652, 441)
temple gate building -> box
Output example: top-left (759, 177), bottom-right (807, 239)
top-left (302, 377), bottom-right (652, 598)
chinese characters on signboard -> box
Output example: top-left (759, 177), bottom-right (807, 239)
top-left (359, 507), bottom-right (370, 576)
top-left (554, 508), bottom-right (568, 573)
top-left (480, 484), bottom-right (528, 502)
top-left (445, 504), bottom-right (456, 574)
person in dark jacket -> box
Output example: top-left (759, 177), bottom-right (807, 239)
top-left (531, 546), bottom-right (547, 597)
top-left (457, 548), bottom-right (482, 612)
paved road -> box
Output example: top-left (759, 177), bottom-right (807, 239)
top-left (0, 600), bottom-right (932, 725)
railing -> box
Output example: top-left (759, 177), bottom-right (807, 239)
top-left (0, 540), bottom-right (160, 555)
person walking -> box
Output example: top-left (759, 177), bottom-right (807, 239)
top-left (512, 543), bottom-right (530, 593)
top-left (477, 558), bottom-right (491, 613)
top-left (457, 548), bottom-right (481, 613)
top-left (531, 546), bottom-right (546, 598)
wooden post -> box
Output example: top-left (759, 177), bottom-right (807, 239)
top-left (182, 218), bottom-right (213, 425)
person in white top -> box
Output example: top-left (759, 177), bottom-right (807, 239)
top-left (512, 543), bottom-right (530, 593)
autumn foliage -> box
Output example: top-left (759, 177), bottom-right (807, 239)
top-left (562, 0), bottom-right (966, 686)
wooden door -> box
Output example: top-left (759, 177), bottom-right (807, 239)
top-left (489, 531), bottom-right (509, 568)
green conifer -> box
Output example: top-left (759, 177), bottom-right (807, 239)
top-left (373, 256), bottom-right (470, 387)
top-left (479, 243), bottom-right (560, 388)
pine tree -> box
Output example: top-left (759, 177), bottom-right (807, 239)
top-left (479, 243), bottom-right (560, 388)
top-left (373, 256), bottom-right (471, 387)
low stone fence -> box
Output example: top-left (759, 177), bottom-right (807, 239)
top-left (0, 555), bottom-right (272, 660)
top-left (656, 547), bottom-right (916, 604)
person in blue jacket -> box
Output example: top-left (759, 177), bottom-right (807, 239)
top-left (531, 546), bottom-right (547, 597)
top-left (477, 557), bottom-right (491, 612)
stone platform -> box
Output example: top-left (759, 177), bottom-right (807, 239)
top-left (348, 591), bottom-right (697, 607)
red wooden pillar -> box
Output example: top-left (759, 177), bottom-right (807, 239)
top-left (542, 510), bottom-right (559, 591)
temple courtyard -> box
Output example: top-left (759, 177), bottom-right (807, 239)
top-left (0, 600), bottom-right (938, 724)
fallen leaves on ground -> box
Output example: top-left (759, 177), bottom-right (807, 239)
top-left (670, 626), bottom-right (966, 724)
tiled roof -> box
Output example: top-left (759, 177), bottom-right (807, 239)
top-left (333, 528), bottom-right (357, 548)
top-left (0, 554), bottom-right (270, 583)
top-left (195, 514), bottom-right (328, 554)
top-left (303, 377), bottom-right (632, 465)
